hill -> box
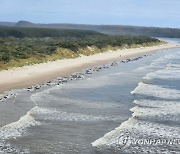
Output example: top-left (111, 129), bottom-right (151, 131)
top-left (15, 21), bottom-right (37, 27)
top-left (0, 21), bottom-right (180, 38)
top-left (0, 26), bottom-right (104, 38)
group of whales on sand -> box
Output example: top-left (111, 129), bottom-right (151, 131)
top-left (0, 54), bottom-right (151, 102)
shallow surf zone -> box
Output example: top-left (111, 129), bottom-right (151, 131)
top-left (92, 88), bottom-right (180, 153)
top-left (29, 75), bottom-right (127, 123)
top-left (0, 107), bottom-right (41, 153)
top-left (92, 49), bottom-right (180, 154)
top-left (30, 106), bottom-right (111, 122)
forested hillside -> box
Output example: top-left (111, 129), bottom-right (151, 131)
top-left (0, 28), bottom-right (160, 70)
top-left (0, 21), bottom-right (180, 38)
top-left (0, 26), bottom-right (103, 38)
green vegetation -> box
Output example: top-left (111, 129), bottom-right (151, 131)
top-left (0, 27), bottom-right (161, 70)
top-left (1, 21), bottom-right (180, 38)
top-left (0, 27), bottom-right (104, 38)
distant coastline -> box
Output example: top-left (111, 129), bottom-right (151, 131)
top-left (0, 42), bottom-right (179, 94)
top-left (1, 21), bottom-right (180, 38)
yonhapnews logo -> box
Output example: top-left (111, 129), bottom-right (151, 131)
top-left (116, 131), bottom-right (180, 149)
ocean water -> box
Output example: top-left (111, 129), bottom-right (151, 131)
top-left (0, 39), bottom-right (180, 153)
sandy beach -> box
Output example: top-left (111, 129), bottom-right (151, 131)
top-left (0, 43), bottom-right (179, 94)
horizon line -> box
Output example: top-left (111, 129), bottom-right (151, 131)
top-left (0, 20), bottom-right (180, 29)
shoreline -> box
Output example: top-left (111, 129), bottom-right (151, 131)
top-left (0, 43), bottom-right (179, 94)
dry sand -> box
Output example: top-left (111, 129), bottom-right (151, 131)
top-left (0, 43), bottom-right (179, 94)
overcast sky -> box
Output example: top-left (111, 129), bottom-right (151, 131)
top-left (0, 0), bottom-right (180, 28)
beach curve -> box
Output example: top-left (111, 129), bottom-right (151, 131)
top-left (0, 42), bottom-right (179, 94)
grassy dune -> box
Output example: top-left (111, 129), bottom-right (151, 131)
top-left (0, 27), bottom-right (162, 70)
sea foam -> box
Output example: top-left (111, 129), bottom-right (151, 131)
top-left (131, 82), bottom-right (180, 100)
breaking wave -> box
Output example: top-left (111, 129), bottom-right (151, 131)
top-left (92, 49), bottom-right (180, 153)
